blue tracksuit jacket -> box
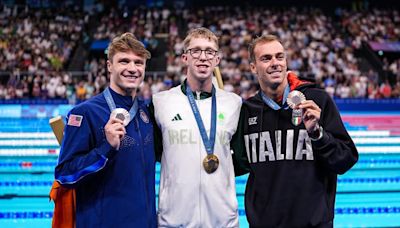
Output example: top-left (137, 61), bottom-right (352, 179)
top-left (55, 88), bottom-right (156, 228)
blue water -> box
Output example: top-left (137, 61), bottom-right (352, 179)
top-left (1, 115), bottom-right (400, 228)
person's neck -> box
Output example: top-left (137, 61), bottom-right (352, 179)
top-left (261, 80), bottom-right (288, 102)
top-left (187, 77), bottom-right (212, 93)
top-left (110, 85), bottom-right (136, 100)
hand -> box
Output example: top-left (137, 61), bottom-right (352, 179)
top-left (104, 117), bottom-right (126, 150)
top-left (297, 100), bottom-right (321, 134)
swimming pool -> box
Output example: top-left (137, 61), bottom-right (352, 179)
top-left (1, 114), bottom-right (400, 227)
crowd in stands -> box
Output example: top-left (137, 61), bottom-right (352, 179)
top-left (166, 6), bottom-right (400, 99)
top-left (92, 6), bottom-right (175, 55)
top-left (0, 5), bottom-right (87, 73)
top-left (340, 8), bottom-right (399, 46)
top-left (0, 4), bottom-right (399, 103)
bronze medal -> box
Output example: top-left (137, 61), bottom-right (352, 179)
top-left (203, 154), bottom-right (219, 174)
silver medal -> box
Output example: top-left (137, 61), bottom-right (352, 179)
top-left (110, 108), bottom-right (130, 126)
top-left (287, 90), bottom-right (306, 109)
top-left (287, 90), bottom-right (306, 126)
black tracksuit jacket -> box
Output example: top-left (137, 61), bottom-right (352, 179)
top-left (232, 82), bottom-right (358, 228)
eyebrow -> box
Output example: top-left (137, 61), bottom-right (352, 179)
top-left (118, 57), bottom-right (130, 61)
top-left (188, 46), bottom-right (217, 50)
top-left (259, 52), bottom-right (285, 59)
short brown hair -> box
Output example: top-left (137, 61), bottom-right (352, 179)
top-left (107, 33), bottom-right (151, 61)
top-left (248, 34), bottom-right (281, 63)
top-left (183, 27), bottom-right (219, 51)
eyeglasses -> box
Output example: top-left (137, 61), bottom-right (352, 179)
top-left (186, 48), bottom-right (218, 59)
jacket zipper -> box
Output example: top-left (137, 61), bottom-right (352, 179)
top-left (136, 116), bottom-right (151, 227)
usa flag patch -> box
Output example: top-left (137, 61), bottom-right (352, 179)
top-left (68, 114), bottom-right (83, 127)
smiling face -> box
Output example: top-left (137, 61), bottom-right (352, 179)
top-left (250, 40), bottom-right (288, 91)
top-left (182, 37), bottom-right (220, 85)
top-left (107, 51), bottom-right (146, 96)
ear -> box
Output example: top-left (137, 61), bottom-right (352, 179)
top-left (107, 60), bottom-right (112, 73)
top-left (181, 53), bottom-right (188, 66)
top-left (250, 62), bottom-right (257, 75)
top-left (215, 55), bottom-right (221, 65)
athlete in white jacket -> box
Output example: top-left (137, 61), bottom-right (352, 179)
top-left (150, 27), bottom-right (242, 228)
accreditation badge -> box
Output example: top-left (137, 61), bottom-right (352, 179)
top-left (110, 108), bottom-right (130, 126)
top-left (287, 90), bottom-right (306, 126)
top-left (203, 154), bottom-right (219, 174)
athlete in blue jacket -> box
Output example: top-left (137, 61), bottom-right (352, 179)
top-left (55, 33), bottom-right (156, 227)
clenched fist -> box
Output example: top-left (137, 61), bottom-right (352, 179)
top-left (298, 100), bottom-right (321, 134)
top-left (104, 117), bottom-right (126, 150)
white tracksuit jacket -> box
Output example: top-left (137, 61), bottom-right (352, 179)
top-left (153, 85), bottom-right (242, 228)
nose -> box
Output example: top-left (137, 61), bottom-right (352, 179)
top-left (127, 62), bottom-right (137, 73)
top-left (270, 57), bottom-right (282, 69)
top-left (270, 56), bottom-right (278, 65)
top-left (199, 50), bottom-right (207, 60)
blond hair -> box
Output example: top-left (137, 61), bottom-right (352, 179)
top-left (183, 27), bottom-right (219, 51)
top-left (107, 33), bottom-right (151, 61)
top-left (248, 34), bottom-right (281, 63)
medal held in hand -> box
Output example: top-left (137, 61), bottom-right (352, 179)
top-left (203, 154), bottom-right (219, 174)
top-left (287, 90), bottom-right (306, 126)
top-left (104, 87), bottom-right (138, 127)
top-left (111, 108), bottom-right (130, 126)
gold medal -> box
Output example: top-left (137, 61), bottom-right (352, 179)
top-left (110, 108), bottom-right (130, 126)
top-left (203, 154), bottom-right (219, 174)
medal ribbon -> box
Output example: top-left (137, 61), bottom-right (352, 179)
top-left (261, 85), bottom-right (290, 110)
top-left (186, 83), bottom-right (217, 156)
top-left (103, 87), bottom-right (139, 123)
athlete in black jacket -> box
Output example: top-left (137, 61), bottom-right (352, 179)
top-left (232, 35), bottom-right (358, 228)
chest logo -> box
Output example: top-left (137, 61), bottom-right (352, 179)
top-left (140, 110), bottom-right (149, 123)
top-left (172, 113), bottom-right (183, 121)
top-left (248, 116), bottom-right (258, 126)
top-left (218, 112), bottom-right (225, 125)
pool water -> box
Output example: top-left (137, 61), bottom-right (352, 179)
top-left (1, 114), bottom-right (400, 227)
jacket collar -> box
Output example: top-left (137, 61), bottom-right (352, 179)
top-left (180, 79), bottom-right (213, 100)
